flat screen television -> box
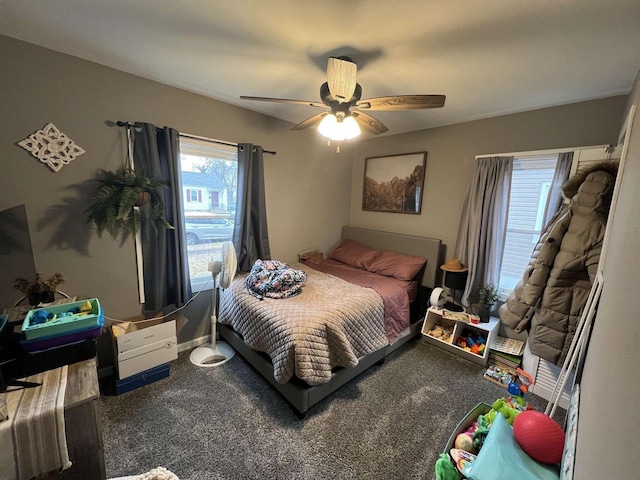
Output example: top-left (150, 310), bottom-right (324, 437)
top-left (0, 204), bottom-right (36, 309)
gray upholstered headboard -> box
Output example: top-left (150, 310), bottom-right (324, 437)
top-left (342, 226), bottom-right (443, 288)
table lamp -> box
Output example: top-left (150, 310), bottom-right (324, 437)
top-left (440, 259), bottom-right (468, 312)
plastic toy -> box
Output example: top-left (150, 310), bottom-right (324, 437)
top-left (453, 332), bottom-right (487, 355)
top-left (513, 410), bottom-right (565, 464)
top-left (28, 300), bottom-right (95, 327)
top-left (30, 310), bottom-right (48, 325)
top-left (483, 396), bottom-right (530, 426)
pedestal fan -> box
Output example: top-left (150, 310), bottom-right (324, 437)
top-left (190, 241), bottom-right (237, 367)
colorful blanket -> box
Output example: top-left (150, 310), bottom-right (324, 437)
top-left (245, 259), bottom-right (307, 299)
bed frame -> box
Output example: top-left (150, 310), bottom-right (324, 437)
top-left (219, 226), bottom-right (443, 418)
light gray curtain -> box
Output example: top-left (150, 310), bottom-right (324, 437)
top-left (454, 156), bottom-right (513, 306)
top-left (542, 151), bottom-right (573, 227)
top-left (133, 123), bottom-right (190, 312)
top-left (233, 143), bottom-right (271, 272)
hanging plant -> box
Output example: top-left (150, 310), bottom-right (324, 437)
top-left (85, 167), bottom-right (174, 241)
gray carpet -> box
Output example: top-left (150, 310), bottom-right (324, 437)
top-left (100, 338), bottom-right (552, 480)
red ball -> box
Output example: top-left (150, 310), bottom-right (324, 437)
top-left (513, 410), bottom-right (565, 464)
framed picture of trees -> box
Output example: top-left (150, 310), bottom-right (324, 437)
top-left (362, 152), bottom-right (427, 214)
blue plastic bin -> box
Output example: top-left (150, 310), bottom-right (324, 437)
top-left (22, 298), bottom-right (103, 340)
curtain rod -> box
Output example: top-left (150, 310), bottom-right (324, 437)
top-left (179, 132), bottom-right (276, 156)
top-left (475, 144), bottom-right (611, 160)
top-left (115, 122), bottom-right (276, 155)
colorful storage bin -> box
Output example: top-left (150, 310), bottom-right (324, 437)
top-left (22, 298), bottom-right (103, 340)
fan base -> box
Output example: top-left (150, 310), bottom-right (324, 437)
top-left (190, 341), bottom-right (235, 367)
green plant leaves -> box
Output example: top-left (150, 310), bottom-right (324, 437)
top-left (85, 167), bottom-right (174, 242)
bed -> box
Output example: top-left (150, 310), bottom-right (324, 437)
top-left (218, 226), bottom-right (443, 417)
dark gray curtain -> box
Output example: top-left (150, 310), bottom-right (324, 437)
top-left (233, 143), bottom-right (271, 272)
top-left (454, 156), bottom-right (513, 306)
top-left (542, 151), bottom-right (573, 227)
top-left (133, 123), bottom-right (190, 312)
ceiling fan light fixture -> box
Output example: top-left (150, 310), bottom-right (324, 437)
top-left (342, 115), bottom-right (361, 139)
top-left (318, 113), bottom-right (361, 141)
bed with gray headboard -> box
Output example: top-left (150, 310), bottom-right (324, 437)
top-left (218, 226), bottom-right (443, 418)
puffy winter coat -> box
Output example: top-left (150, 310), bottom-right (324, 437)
top-left (499, 163), bottom-right (617, 365)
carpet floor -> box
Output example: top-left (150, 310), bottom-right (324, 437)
top-left (100, 337), bottom-right (554, 480)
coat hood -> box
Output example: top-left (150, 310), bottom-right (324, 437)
top-left (561, 161), bottom-right (618, 199)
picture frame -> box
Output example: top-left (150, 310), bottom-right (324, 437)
top-left (362, 152), bottom-right (427, 214)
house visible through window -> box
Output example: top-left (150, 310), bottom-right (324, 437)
top-left (497, 155), bottom-right (558, 298)
top-left (179, 137), bottom-right (237, 292)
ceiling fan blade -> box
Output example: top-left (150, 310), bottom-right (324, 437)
top-left (351, 112), bottom-right (388, 135)
top-left (240, 96), bottom-right (326, 108)
top-left (356, 94), bottom-right (446, 111)
top-left (291, 112), bottom-right (329, 131)
top-left (327, 57), bottom-right (357, 104)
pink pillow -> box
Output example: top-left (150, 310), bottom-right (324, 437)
top-left (363, 250), bottom-right (427, 281)
top-left (328, 239), bottom-right (380, 269)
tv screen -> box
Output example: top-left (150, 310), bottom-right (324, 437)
top-left (0, 205), bottom-right (36, 309)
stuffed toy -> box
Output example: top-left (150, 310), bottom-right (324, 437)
top-left (435, 453), bottom-right (460, 480)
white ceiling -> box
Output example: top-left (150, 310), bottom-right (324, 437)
top-left (1, 0), bottom-right (639, 137)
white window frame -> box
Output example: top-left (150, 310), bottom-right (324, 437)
top-left (178, 136), bottom-right (238, 292)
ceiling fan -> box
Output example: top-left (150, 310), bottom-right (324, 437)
top-left (240, 56), bottom-right (445, 142)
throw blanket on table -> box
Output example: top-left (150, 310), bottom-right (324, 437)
top-left (220, 264), bottom-right (387, 385)
top-left (0, 365), bottom-right (72, 480)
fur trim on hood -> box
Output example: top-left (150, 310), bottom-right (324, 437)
top-left (561, 160), bottom-right (618, 199)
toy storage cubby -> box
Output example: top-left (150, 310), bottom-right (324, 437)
top-left (421, 307), bottom-right (500, 366)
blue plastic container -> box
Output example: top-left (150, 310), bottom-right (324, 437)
top-left (114, 363), bottom-right (170, 395)
top-left (22, 299), bottom-right (103, 340)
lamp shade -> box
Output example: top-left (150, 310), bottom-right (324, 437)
top-left (443, 270), bottom-right (468, 290)
top-left (341, 115), bottom-right (361, 139)
top-left (318, 114), bottom-right (361, 141)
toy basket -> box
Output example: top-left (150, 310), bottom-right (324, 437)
top-left (443, 402), bottom-right (492, 453)
top-left (22, 298), bottom-right (103, 340)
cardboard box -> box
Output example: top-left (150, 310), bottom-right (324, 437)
top-left (109, 311), bottom-right (186, 380)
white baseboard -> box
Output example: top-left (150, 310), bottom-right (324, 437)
top-left (178, 334), bottom-right (210, 353)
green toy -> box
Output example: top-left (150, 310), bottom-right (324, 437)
top-left (473, 414), bottom-right (491, 449)
top-left (484, 396), bottom-right (527, 426)
top-left (435, 453), bottom-right (460, 480)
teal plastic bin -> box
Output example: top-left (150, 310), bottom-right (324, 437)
top-left (22, 299), bottom-right (103, 340)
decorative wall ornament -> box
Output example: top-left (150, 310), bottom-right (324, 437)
top-left (18, 123), bottom-right (86, 172)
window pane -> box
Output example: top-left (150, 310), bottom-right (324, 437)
top-left (179, 138), bottom-right (237, 292)
top-left (498, 156), bottom-right (557, 298)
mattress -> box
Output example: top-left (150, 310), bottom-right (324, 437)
top-left (219, 262), bottom-right (402, 386)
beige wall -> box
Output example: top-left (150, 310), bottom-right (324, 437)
top-left (0, 35), bottom-right (353, 344)
top-left (351, 97), bottom-right (627, 261)
top-left (574, 68), bottom-right (640, 479)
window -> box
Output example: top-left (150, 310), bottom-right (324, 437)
top-left (497, 156), bottom-right (558, 298)
top-left (187, 189), bottom-right (201, 203)
top-left (178, 137), bottom-right (238, 292)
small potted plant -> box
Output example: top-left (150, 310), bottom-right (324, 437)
top-left (85, 167), bottom-right (174, 242)
top-left (14, 272), bottom-right (65, 306)
top-left (475, 283), bottom-right (499, 322)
